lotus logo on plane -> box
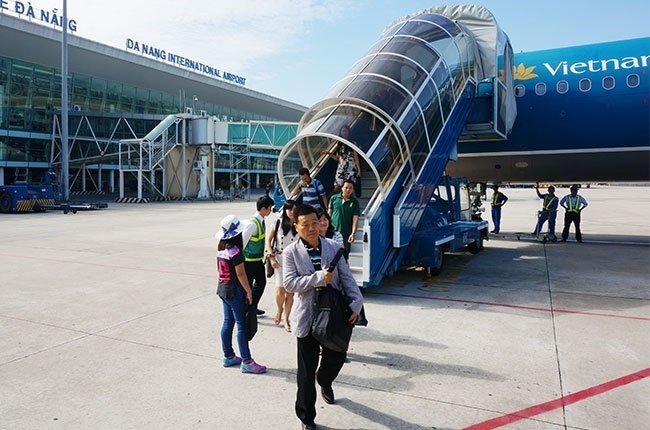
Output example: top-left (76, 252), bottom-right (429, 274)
top-left (499, 63), bottom-right (538, 81)
top-left (514, 64), bottom-right (538, 80)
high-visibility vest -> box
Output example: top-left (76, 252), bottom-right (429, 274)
top-left (543, 195), bottom-right (558, 212)
top-left (567, 195), bottom-right (581, 213)
top-left (244, 217), bottom-right (265, 262)
top-left (492, 193), bottom-right (504, 207)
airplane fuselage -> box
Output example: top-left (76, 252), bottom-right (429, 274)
top-left (447, 37), bottom-right (650, 183)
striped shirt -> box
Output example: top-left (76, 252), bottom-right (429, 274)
top-left (301, 238), bottom-right (322, 271)
top-left (300, 179), bottom-right (326, 209)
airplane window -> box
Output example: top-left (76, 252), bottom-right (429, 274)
top-left (579, 78), bottom-right (591, 92)
top-left (557, 80), bottom-right (569, 94)
top-left (627, 74), bottom-right (640, 88)
top-left (514, 84), bottom-right (525, 97)
top-left (535, 82), bottom-right (546, 96)
top-left (602, 76), bottom-right (615, 90)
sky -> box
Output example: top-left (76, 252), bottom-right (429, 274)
top-left (12, 0), bottom-right (650, 107)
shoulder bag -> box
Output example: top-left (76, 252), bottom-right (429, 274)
top-left (265, 219), bottom-right (281, 278)
top-left (311, 248), bottom-right (354, 352)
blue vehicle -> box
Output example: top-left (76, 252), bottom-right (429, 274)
top-left (277, 6), bottom-right (504, 286)
top-left (0, 170), bottom-right (106, 214)
top-left (0, 170), bottom-right (62, 213)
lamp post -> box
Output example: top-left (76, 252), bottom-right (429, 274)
top-left (61, 0), bottom-right (69, 201)
top-left (192, 95), bottom-right (198, 114)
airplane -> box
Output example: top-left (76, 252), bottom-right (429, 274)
top-left (447, 37), bottom-right (650, 183)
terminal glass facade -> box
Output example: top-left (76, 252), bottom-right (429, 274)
top-left (0, 55), bottom-right (281, 172)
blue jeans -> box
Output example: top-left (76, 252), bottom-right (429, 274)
top-left (491, 206), bottom-right (502, 233)
top-left (220, 287), bottom-right (251, 361)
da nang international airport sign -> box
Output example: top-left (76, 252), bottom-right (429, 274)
top-left (0, 0), bottom-right (78, 32)
top-left (126, 39), bottom-right (247, 86)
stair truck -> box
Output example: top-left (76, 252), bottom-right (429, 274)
top-left (276, 5), bottom-right (516, 286)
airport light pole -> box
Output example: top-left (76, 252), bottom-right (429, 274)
top-left (192, 95), bottom-right (198, 113)
top-left (61, 0), bottom-right (69, 201)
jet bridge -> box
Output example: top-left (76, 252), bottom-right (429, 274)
top-left (278, 5), bottom-right (515, 286)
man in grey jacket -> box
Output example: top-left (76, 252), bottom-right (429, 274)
top-left (283, 204), bottom-right (364, 430)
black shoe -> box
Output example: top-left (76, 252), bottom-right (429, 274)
top-left (561, 238), bottom-right (567, 242)
top-left (256, 309), bottom-right (265, 316)
top-left (320, 385), bottom-right (335, 404)
top-left (301, 423), bottom-right (317, 430)
top-left (490, 230), bottom-right (496, 233)
top-left (577, 239), bottom-right (582, 243)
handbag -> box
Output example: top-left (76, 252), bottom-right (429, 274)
top-left (265, 257), bottom-right (274, 278)
top-left (311, 248), bottom-right (354, 352)
top-left (245, 304), bottom-right (258, 341)
top-left (265, 219), bottom-right (281, 278)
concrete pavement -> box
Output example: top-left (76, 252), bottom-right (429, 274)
top-left (0, 186), bottom-right (648, 429)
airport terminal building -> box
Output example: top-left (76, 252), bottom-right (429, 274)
top-left (0, 11), bottom-right (305, 194)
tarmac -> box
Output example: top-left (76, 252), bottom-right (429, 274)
top-left (0, 185), bottom-right (648, 430)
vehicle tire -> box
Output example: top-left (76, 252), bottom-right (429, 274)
top-left (426, 246), bottom-right (444, 276)
top-left (468, 236), bottom-right (484, 254)
top-left (0, 193), bottom-right (12, 214)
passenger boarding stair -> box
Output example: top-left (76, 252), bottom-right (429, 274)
top-left (278, 6), bottom-right (516, 286)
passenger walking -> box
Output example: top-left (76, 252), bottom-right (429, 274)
top-left (283, 204), bottom-right (364, 430)
top-left (290, 167), bottom-right (329, 210)
top-left (315, 207), bottom-right (345, 248)
top-left (560, 185), bottom-right (588, 242)
top-left (533, 184), bottom-right (559, 237)
top-left (243, 195), bottom-right (275, 315)
top-left (215, 215), bottom-right (266, 374)
top-left (266, 200), bottom-right (298, 332)
top-left (328, 125), bottom-right (361, 194)
top-left (490, 185), bottom-right (508, 234)
top-left (328, 179), bottom-right (360, 256)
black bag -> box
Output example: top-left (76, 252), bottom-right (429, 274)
top-left (245, 304), bottom-right (258, 341)
top-left (312, 286), bottom-right (353, 352)
top-left (265, 219), bottom-right (281, 278)
top-left (265, 258), bottom-right (274, 278)
top-left (311, 249), bottom-right (353, 352)
top-left (354, 175), bottom-right (362, 198)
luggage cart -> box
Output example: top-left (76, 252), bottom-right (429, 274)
top-left (516, 210), bottom-right (557, 243)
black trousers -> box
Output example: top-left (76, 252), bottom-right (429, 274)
top-left (562, 211), bottom-right (582, 242)
top-left (295, 333), bottom-right (347, 425)
top-left (244, 260), bottom-right (266, 309)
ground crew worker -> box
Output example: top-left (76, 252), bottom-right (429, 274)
top-left (490, 185), bottom-right (508, 234)
top-left (560, 185), bottom-right (588, 242)
top-left (243, 195), bottom-right (275, 315)
top-left (533, 184), bottom-right (559, 237)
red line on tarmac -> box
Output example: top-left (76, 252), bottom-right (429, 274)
top-left (367, 291), bottom-right (650, 322)
top-left (464, 368), bottom-right (650, 430)
top-left (0, 253), bottom-right (214, 279)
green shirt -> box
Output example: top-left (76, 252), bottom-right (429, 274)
top-left (328, 193), bottom-right (360, 238)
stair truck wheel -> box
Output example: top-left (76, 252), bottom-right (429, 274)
top-left (468, 235), bottom-right (484, 254)
top-left (426, 245), bottom-right (444, 276)
top-left (0, 192), bottom-right (12, 213)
